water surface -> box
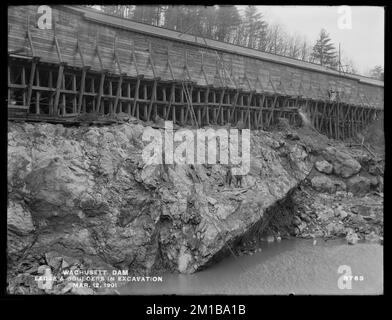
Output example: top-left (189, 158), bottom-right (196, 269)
top-left (119, 239), bottom-right (383, 295)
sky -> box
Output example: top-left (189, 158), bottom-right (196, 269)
top-left (238, 6), bottom-right (384, 75)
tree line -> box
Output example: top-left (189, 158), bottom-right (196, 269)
top-left (89, 5), bottom-right (383, 80)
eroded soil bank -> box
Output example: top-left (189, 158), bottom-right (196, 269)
top-left (7, 118), bottom-right (383, 294)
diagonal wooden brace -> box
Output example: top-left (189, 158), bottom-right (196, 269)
top-left (53, 62), bottom-right (66, 116)
top-left (96, 71), bottom-right (107, 113)
top-left (147, 79), bottom-right (158, 120)
top-left (131, 76), bottom-right (142, 117)
top-left (114, 73), bottom-right (126, 114)
top-left (77, 66), bottom-right (90, 114)
top-left (26, 57), bottom-right (40, 107)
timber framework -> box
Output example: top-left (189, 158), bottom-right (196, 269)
top-left (8, 5), bottom-right (384, 140)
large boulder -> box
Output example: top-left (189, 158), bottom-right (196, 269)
top-left (7, 122), bottom-right (313, 279)
top-left (7, 201), bottom-right (36, 261)
top-left (310, 175), bottom-right (346, 193)
top-left (347, 175), bottom-right (371, 196)
top-left (315, 160), bottom-right (333, 174)
top-left (7, 201), bottom-right (35, 235)
top-left (322, 147), bottom-right (361, 178)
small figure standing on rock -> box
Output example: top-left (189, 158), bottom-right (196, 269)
top-left (236, 120), bottom-right (246, 130)
top-left (225, 166), bottom-right (243, 188)
top-left (153, 114), bottom-right (165, 127)
top-left (225, 166), bottom-right (233, 186)
top-left (234, 174), bottom-right (243, 188)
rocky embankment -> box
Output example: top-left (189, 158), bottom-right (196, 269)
top-left (7, 118), bottom-right (383, 294)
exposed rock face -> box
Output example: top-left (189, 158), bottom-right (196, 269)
top-left (8, 122), bottom-right (313, 279)
top-left (7, 202), bottom-right (35, 234)
top-left (7, 119), bottom-right (385, 294)
top-left (7, 201), bottom-right (36, 262)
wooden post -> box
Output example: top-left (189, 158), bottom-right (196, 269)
top-left (360, 106), bottom-right (365, 131)
top-left (96, 71), bottom-right (106, 114)
top-left (172, 86), bottom-right (177, 124)
top-left (335, 103), bottom-right (339, 139)
top-left (341, 104), bottom-right (350, 139)
top-left (53, 63), bottom-right (65, 116)
top-left (132, 76), bottom-right (141, 117)
top-left (26, 57), bottom-right (39, 107)
top-left (35, 68), bottom-right (40, 115)
top-left (229, 89), bottom-right (240, 123)
top-left (257, 94), bottom-right (266, 128)
top-left (61, 73), bottom-right (66, 116)
top-left (72, 74), bottom-right (77, 114)
top-left (164, 83), bottom-right (175, 120)
top-left (244, 91), bottom-right (254, 129)
top-left (215, 88), bottom-right (226, 124)
top-left (108, 79), bottom-right (113, 114)
top-left (311, 101), bottom-right (318, 128)
top-left (320, 101), bottom-right (327, 132)
top-left (147, 79), bottom-right (158, 121)
top-left (197, 89), bottom-right (202, 125)
top-left (77, 67), bottom-right (89, 114)
top-left (127, 82), bottom-right (131, 115)
top-left (267, 94), bottom-right (278, 126)
top-left (114, 74), bottom-right (124, 114)
top-left (204, 87), bottom-right (210, 125)
top-left (20, 67), bottom-right (26, 106)
top-left (143, 84), bottom-right (148, 120)
top-left (328, 102), bottom-right (334, 138)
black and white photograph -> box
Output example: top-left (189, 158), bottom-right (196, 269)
top-left (6, 5), bottom-right (384, 297)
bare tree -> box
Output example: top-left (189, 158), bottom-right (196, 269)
top-left (99, 5), bottom-right (133, 19)
top-left (287, 34), bottom-right (302, 59)
top-left (300, 37), bottom-right (311, 62)
top-left (367, 65), bottom-right (384, 80)
top-left (215, 6), bottom-right (242, 42)
top-left (242, 6), bottom-right (268, 49)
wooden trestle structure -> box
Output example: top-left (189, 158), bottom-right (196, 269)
top-left (8, 6), bottom-right (383, 140)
